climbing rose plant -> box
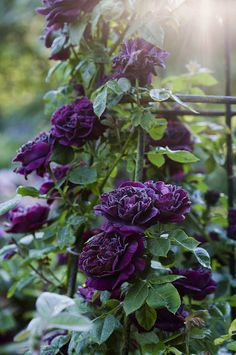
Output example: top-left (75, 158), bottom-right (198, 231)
top-left (0, 1), bottom-right (236, 354)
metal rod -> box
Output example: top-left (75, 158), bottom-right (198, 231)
top-left (122, 94), bottom-right (236, 105)
top-left (224, 0), bottom-right (236, 317)
top-left (149, 109), bottom-right (236, 117)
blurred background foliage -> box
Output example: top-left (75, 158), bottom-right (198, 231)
top-left (0, 0), bottom-right (236, 167)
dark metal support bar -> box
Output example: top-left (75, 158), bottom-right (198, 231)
top-left (224, 0), bottom-right (236, 318)
top-left (149, 109), bottom-right (236, 117)
top-left (122, 94), bottom-right (236, 105)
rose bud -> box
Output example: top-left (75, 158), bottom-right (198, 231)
top-left (155, 306), bottom-right (188, 332)
top-left (145, 180), bottom-right (191, 224)
top-left (204, 190), bottom-right (220, 207)
top-left (152, 119), bottom-right (193, 152)
top-left (6, 204), bottom-right (50, 234)
top-left (171, 267), bottom-right (217, 300)
top-left (79, 226), bottom-right (145, 291)
top-left (44, 26), bottom-right (70, 61)
top-left (112, 37), bottom-right (169, 86)
top-left (13, 131), bottom-right (54, 178)
top-left (51, 98), bottom-right (107, 147)
top-left (94, 181), bottom-right (160, 232)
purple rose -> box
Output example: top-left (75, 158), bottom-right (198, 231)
top-left (79, 227), bottom-right (145, 291)
top-left (171, 267), bottom-right (217, 300)
top-left (145, 181), bottom-right (191, 223)
top-left (37, 0), bottom-right (99, 28)
top-left (6, 205), bottom-right (50, 234)
top-left (152, 119), bottom-right (193, 151)
top-left (13, 132), bottom-right (54, 178)
top-left (112, 38), bottom-right (169, 86)
top-left (204, 190), bottom-right (220, 207)
top-left (51, 98), bottom-right (106, 147)
top-left (94, 181), bottom-right (160, 231)
top-left (155, 306), bottom-right (188, 332)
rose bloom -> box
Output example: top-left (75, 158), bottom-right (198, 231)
top-left (171, 267), bottom-right (217, 300)
top-left (152, 119), bottom-right (193, 152)
top-left (51, 98), bottom-right (106, 147)
top-left (94, 181), bottom-right (159, 231)
top-left (6, 205), bottom-right (50, 234)
top-left (37, 0), bottom-right (99, 28)
top-left (112, 37), bottom-right (169, 86)
top-left (79, 227), bottom-right (145, 291)
top-left (13, 132), bottom-right (54, 178)
top-left (145, 180), bottom-right (191, 224)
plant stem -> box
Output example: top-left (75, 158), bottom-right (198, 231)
top-left (134, 126), bottom-right (145, 181)
top-left (122, 317), bottom-right (131, 355)
top-left (67, 226), bottom-right (84, 297)
top-left (134, 80), bottom-right (145, 182)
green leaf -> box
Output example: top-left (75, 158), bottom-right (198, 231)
top-left (123, 281), bottom-right (149, 315)
top-left (147, 284), bottom-right (181, 314)
top-left (133, 331), bottom-right (159, 345)
top-left (229, 319), bottom-right (236, 335)
top-left (69, 18), bottom-right (88, 45)
top-left (147, 152), bottom-right (165, 167)
top-left (117, 78), bottom-right (131, 92)
top-left (17, 186), bottom-right (40, 198)
top-left (51, 143), bottom-right (74, 165)
top-left (106, 80), bottom-right (124, 95)
top-left (91, 315), bottom-right (118, 345)
top-left (150, 88), bottom-right (171, 102)
top-left (166, 148), bottom-right (199, 163)
top-left (14, 329), bottom-right (30, 342)
top-left (170, 93), bottom-right (198, 114)
top-left (170, 229), bottom-right (199, 251)
top-left (227, 341), bottom-right (236, 351)
top-left (0, 195), bottom-right (22, 217)
top-left (149, 275), bottom-right (185, 285)
top-left (58, 226), bottom-right (75, 248)
top-left (93, 87), bottom-right (108, 117)
top-left (51, 35), bottom-right (66, 56)
top-left (48, 313), bottom-right (92, 332)
top-left (0, 245), bottom-right (17, 260)
top-left (148, 237), bottom-right (170, 257)
top-left (135, 303), bottom-right (157, 331)
top-left (36, 292), bottom-right (75, 319)
top-left (68, 166), bottom-right (97, 185)
top-left (194, 247), bottom-right (211, 269)
top-left (149, 118), bottom-right (167, 140)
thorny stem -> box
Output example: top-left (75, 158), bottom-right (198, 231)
top-left (134, 80), bottom-right (145, 182)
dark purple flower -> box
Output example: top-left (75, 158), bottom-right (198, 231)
top-left (155, 306), bottom-right (188, 332)
top-left (171, 267), bottom-right (217, 300)
top-left (13, 132), bottom-right (54, 178)
top-left (37, 0), bottom-right (99, 28)
top-left (94, 181), bottom-right (160, 231)
top-left (204, 190), bottom-right (220, 207)
top-left (194, 231), bottom-right (219, 244)
top-left (77, 284), bottom-right (121, 305)
top-left (51, 98), bottom-right (106, 147)
top-left (112, 38), bottom-right (169, 86)
top-left (145, 180), bottom-right (191, 223)
top-left (152, 119), bottom-right (193, 151)
top-left (6, 205), bottom-right (50, 234)
top-left (79, 227), bottom-right (145, 291)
